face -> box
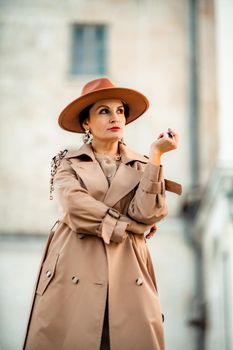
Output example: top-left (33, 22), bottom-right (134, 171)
top-left (83, 99), bottom-right (126, 143)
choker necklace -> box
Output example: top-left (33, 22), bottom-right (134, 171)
top-left (95, 152), bottom-right (121, 161)
top-left (115, 154), bottom-right (121, 161)
top-left (92, 146), bottom-right (121, 161)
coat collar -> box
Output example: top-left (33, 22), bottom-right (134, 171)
top-left (65, 143), bottom-right (95, 161)
top-left (66, 143), bottom-right (147, 207)
top-left (65, 142), bottom-right (148, 165)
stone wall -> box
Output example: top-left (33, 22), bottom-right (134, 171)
top-left (0, 0), bottom-right (191, 234)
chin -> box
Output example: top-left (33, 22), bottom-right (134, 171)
top-left (101, 135), bottom-right (123, 143)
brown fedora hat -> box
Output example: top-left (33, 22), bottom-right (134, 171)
top-left (58, 77), bottom-right (149, 133)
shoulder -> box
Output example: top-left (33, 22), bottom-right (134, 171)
top-left (50, 144), bottom-right (93, 179)
top-left (51, 143), bottom-right (93, 166)
top-left (120, 143), bottom-right (149, 165)
top-left (52, 149), bottom-right (69, 163)
top-left (50, 149), bottom-right (69, 199)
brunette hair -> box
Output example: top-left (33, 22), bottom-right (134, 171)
top-left (79, 102), bottom-right (130, 131)
top-left (79, 104), bottom-right (94, 131)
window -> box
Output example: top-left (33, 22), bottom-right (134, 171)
top-left (70, 24), bottom-right (107, 75)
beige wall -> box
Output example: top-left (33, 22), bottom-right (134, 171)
top-left (0, 1), bottom-right (219, 349)
top-left (198, 0), bottom-right (218, 184)
top-left (0, 0), bottom-right (193, 234)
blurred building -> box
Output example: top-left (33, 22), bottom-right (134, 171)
top-left (0, 0), bottom-right (232, 349)
top-left (187, 1), bottom-right (233, 349)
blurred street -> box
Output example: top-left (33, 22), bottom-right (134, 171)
top-left (0, 235), bottom-right (46, 350)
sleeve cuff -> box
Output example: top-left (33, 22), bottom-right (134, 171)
top-left (100, 210), bottom-right (118, 244)
top-left (100, 208), bottom-right (129, 244)
top-left (139, 163), bottom-right (165, 195)
top-left (144, 163), bottom-right (163, 181)
top-left (110, 219), bottom-right (128, 243)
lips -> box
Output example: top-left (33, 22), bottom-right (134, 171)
top-left (108, 127), bottom-right (121, 131)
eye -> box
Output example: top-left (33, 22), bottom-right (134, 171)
top-left (117, 107), bottom-right (124, 114)
top-left (99, 108), bottom-right (109, 114)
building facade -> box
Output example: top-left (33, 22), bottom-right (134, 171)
top-left (1, 0), bottom-right (230, 349)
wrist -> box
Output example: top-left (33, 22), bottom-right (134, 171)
top-left (149, 151), bottom-right (162, 165)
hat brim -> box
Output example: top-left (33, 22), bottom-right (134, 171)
top-left (58, 87), bottom-right (149, 133)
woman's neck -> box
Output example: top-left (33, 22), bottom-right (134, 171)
top-left (91, 139), bottom-right (119, 156)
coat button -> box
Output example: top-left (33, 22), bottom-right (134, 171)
top-left (46, 270), bottom-right (52, 278)
top-left (136, 277), bottom-right (143, 286)
top-left (72, 276), bottom-right (79, 284)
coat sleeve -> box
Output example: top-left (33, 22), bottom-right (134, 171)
top-left (127, 162), bottom-right (168, 225)
top-left (54, 158), bottom-right (131, 244)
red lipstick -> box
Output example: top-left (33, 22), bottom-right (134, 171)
top-left (108, 127), bottom-right (121, 131)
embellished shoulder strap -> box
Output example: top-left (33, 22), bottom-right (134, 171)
top-left (50, 149), bottom-right (68, 200)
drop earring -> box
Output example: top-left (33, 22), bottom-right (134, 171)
top-left (83, 129), bottom-right (93, 144)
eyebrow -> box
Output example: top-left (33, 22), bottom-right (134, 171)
top-left (96, 104), bottom-right (124, 111)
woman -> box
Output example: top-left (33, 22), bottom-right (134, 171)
top-left (23, 78), bottom-right (181, 350)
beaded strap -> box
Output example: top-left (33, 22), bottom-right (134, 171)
top-left (50, 149), bottom-right (68, 200)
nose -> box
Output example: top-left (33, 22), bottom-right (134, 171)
top-left (109, 111), bottom-right (120, 123)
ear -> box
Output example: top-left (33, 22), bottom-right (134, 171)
top-left (82, 119), bottom-right (89, 131)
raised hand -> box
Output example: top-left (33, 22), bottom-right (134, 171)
top-left (149, 128), bottom-right (179, 165)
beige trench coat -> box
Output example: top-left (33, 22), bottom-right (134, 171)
top-left (23, 143), bottom-right (181, 350)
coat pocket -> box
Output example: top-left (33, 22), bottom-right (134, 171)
top-left (36, 253), bottom-right (59, 296)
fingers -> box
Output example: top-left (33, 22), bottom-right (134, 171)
top-left (164, 128), bottom-right (179, 147)
top-left (157, 132), bottom-right (165, 139)
top-left (167, 128), bottom-right (176, 137)
top-left (152, 128), bottom-right (179, 157)
top-left (157, 129), bottom-right (179, 141)
top-left (145, 224), bottom-right (157, 239)
top-left (168, 128), bottom-right (179, 146)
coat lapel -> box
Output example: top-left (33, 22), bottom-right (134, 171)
top-left (66, 143), bottom-right (148, 207)
top-left (103, 163), bottom-right (143, 207)
top-left (103, 144), bottom-right (147, 208)
top-left (70, 161), bottom-right (109, 202)
top-left (66, 144), bottom-right (109, 201)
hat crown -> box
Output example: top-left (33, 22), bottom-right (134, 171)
top-left (81, 78), bottom-right (115, 96)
